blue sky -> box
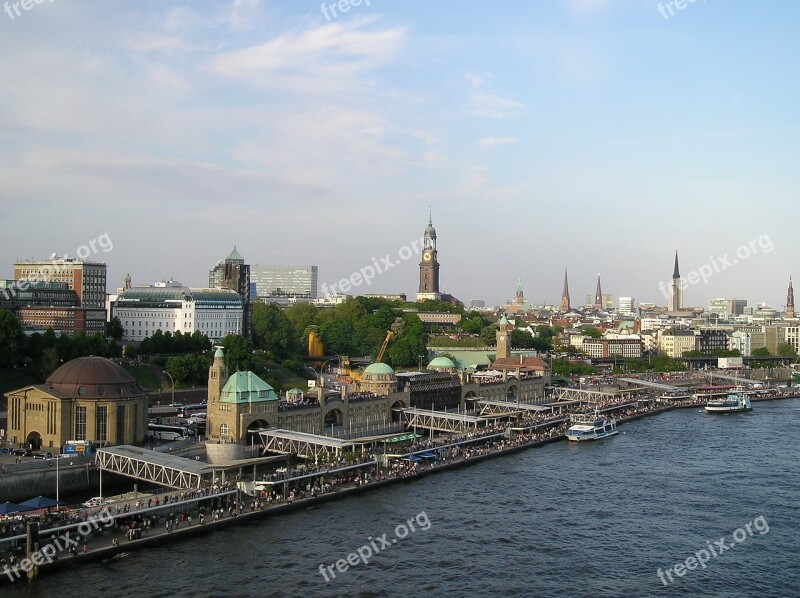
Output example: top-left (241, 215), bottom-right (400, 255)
top-left (1, 0), bottom-right (798, 309)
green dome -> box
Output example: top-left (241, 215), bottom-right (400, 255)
top-left (214, 348), bottom-right (224, 358)
top-left (428, 356), bottom-right (456, 369)
top-left (363, 362), bottom-right (395, 375)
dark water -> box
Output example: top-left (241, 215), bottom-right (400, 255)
top-left (8, 400), bottom-right (800, 598)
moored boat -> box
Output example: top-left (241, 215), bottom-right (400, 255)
top-left (566, 410), bottom-right (618, 441)
top-left (704, 389), bottom-right (752, 414)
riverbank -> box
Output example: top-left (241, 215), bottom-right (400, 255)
top-left (3, 393), bottom-right (797, 584)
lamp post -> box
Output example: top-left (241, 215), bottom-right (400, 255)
top-left (162, 371), bottom-right (175, 406)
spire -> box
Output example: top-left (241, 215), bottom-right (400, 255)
top-left (673, 250), bottom-right (680, 279)
top-left (787, 276), bottom-right (795, 318)
top-left (516, 278), bottom-right (524, 297)
top-left (560, 269), bottom-right (570, 312)
top-left (594, 273), bottom-right (602, 309)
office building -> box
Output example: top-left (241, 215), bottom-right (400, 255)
top-left (112, 280), bottom-right (243, 342)
top-left (251, 265), bottom-right (318, 301)
top-left (14, 257), bottom-right (107, 309)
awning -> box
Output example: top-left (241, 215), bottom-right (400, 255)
top-left (384, 433), bottom-right (422, 444)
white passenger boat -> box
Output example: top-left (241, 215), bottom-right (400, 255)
top-left (704, 389), bottom-right (752, 414)
top-left (566, 410), bottom-right (618, 441)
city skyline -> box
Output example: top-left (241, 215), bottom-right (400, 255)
top-left (2, 1), bottom-right (798, 309)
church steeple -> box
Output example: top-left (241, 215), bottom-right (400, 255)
top-left (560, 269), bottom-right (571, 312)
top-left (515, 278), bottom-right (525, 305)
top-left (594, 273), bottom-right (603, 310)
top-left (668, 249), bottom-right (683, 311)
top-left (673, 249), bottom-right (680, 279)
top-left (787, 276), bottom-right (795, 318)
top-left (416, 212), bottom-right (441, 302)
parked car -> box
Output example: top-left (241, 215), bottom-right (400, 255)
top-left (82, 497), bottom-right (115, 508)
top-left (12, 448), bottom-right (32, 457)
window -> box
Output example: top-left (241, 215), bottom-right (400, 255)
top-left (75, 406), bottom-right (87, 440)
top-left (96, 406), bottom-right (108, 443)
top-left (116, 405), bottom-right (125, 444)
top-left (220, 423), bottom-right (229, 436)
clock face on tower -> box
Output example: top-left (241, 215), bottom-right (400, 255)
top-left (423, 251), bottom-right (432, 261)
top-left (499, 335), bottom-right (505, 341)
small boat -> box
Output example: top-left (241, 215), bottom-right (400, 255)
top-left (566, 410), bottom-right (618, 441)
top-left (705, 389), bottom-right (752, 414)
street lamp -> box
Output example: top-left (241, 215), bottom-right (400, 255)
top-left (162, 370), bottom-right (175, 405)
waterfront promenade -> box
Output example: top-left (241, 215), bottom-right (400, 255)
top-left (2, 390), bottom-right (797, 584)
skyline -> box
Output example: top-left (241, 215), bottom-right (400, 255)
top-left (2, 1), bottom-right (798, 309)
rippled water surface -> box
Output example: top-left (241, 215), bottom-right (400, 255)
top-left (8, 400), bottom-right (800, 597)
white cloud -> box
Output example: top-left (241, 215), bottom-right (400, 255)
top-left (464, 72), bottom-right (524, 119)
top-left (478, 136), bottom-right (519, 147)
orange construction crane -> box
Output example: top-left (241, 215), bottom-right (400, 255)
top-left (376, 330), bottom-right (394, 363)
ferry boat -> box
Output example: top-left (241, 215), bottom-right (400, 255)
top-left (704, 389), bottom-right (752, 414)
top-left (566, 410), bottom-right (618, 441)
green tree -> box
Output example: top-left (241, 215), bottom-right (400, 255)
top-left (222, 335), bottom-right (254, 371)
top-left (751, 347), bottom-right (771, 357)
top-left (108, 316), bottom-right (124, 341)
top-left (582, 327), bottom-right (602, 339)
top-left (284, 302), bottom-right (320, 349)
top-left (776, 342), bottom-right (797, 358)
top-left (39, 346), bottom-right (61, 379)
top-left (251, 303), bottom-right (298, 359)
top-left (480, 325), bottom-right (497, 346)
top-left (0, 309), bottom-right (25, 366)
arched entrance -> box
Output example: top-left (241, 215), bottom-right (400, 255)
top-left (390, 401), bottom-right (405, 423)
top-left (506, 384), bottom-right (518, 401)
top-left (324, 408), bottom-right (344, 429)
top-left (246, 419), bottom-right (269, 446)
top-left (25, 431), bottom-right (42, 451)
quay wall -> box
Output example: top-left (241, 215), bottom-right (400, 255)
top-left (9, 394), bottom-right (799, 583)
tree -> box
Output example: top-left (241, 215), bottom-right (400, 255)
top-left (751, 347), bottom-right (771, 357)
top-left (222, 335), bottom-right (254, 371)
top-left (776, 343), bottom-right (798, 358)
top-left (0, 310), bottom-right (24, 366)
top-left (108, 316), bottom-right (124, 341)
top-left (284, 303), bottom-right (320, 348)
top-left (251, 303), bottom-right (298, 359)
top-left (480, 325), bottom-right (497, 346)
top-left (582, 327), bottom-right (602, 339)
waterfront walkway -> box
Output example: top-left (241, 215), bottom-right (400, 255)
top-left (2, 390), bottom-right (798, 584)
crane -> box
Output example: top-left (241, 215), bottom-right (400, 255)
top-left (376, 330), bottom-right (394, 363)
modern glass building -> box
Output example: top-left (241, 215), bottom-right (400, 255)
top-left (251, 265), bottom-right (318, 300)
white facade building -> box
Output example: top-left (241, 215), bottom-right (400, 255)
top-left (112, 281), bottom-right (243, 342)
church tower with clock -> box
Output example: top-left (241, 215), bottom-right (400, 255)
top-left (416, 213), bottom-right (442, 302)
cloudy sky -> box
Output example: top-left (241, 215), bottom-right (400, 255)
top-left (2, 0), bottom-right (798, 309)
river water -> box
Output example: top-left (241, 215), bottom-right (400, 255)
top-left (8, 399), bottom-right (800, 597)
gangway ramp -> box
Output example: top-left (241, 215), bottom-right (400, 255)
top-left (617, 378), bottom-right (685, 392)
top-left (476, 399), bottom-right (552, 418)
top-left (96, 446), bottom-right (216, 490)
top-left (549, 387), bottom-right (619, 403)
top-left (400, 408), bottom-right (486, 434)
top-left (256, 429), bottom-right (358, 461)
top-left (704, 373), bottom-right (762, 386)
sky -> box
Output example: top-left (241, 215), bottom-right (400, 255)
top-left (1, 0), bottom-right (799, 310)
